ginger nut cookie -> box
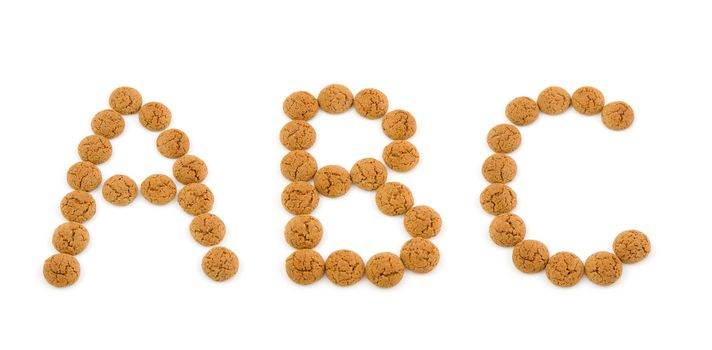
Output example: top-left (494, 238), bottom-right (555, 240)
top-left (354, 88), bottom-right (389, 119)
top-left (382, 109), bottom-right (416, 140)
top-left (156, 128), bottom-right (190, 158)
top-left (91, 109), bottom-right (125, 139)
top-left (489, 213), bottom-right (526, 247)
top-left (366, 252), bottom-right (405, 288)
top-left (350, 158), bottom-right (387, 191)
top-left (613, 230), bottom-right (650, 263)
top-left (505, 96), bottom-right (539, 126)
top-left (403, 206), bottom-right (442, 238)
top-left (140, 174), bottom-right (177, 205)
top-left (78, 135), bottom-right (112, 164)
top-left (318, 84), bottom-right (353, 114)
top-left (375, 182), bottom-right (414, 216)
top-left (571, 86), bottom-right (605, 115)
top-left (43, 253), bottom-right (80, 288)
top-left (283, 91), bottom-right (318, 121)
top-left (512, 240), bottom-right (549, 273)
top-left (52, 222), bottom-right (89, 255)
top-left (109, 86), bottom-right (142, 115)
top-left (284, 215), bottom-right (323, 249)
top-left (102, 175), bottom-right (138, 206)
top-left (546, 251), bottom-right (584, 287)
top-left (280, 120), bottom-right (316, 151)
top-left (66, 161), bottom-right (102, 192)
top-left (202, 246), bottom-right (239, 282)
top-left (480, 183), bottom-right (517, 215)
top-left (325, 249), bottom-right (365, 286)
top-left (383, 140), bottom-right (419, 172)
top-left (585, 251), bottom-right (623, 286)
top-left (482, 153), bottom-right (517, 184)
top-left (601, 101), bottom-right (634, 130)
top-left (537, 86), bottom-right (571, 115)
top-left (400, 237), bottom-right (440, 273)
top-left (178, 183), bottom-right (214, 215)
top-left (281, 181), bottom-right (319, 215)
top-left (314, 165), bottom-right (351, 197)
top-left (487, 124), bottom-right (521, 153)
top-left (138, 102), bottom-right (172, 131)
top-left (173, 155), bottom-right (208, 185)
top-left (285, 249), bottom-right (324, 285)
top-left (190, 213), bottom-right (226, 246)
top-left (280, 150), bottom-right (318, 182)
top-left (60, 190), bottom-right (96, 223)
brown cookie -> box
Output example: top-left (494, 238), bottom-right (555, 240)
top-left (173, 155), bottom-right (208, 185)
top-left (178, 183), bottom-right (214, 215)
top-left (400, 237), bottom-right (440, 273)
top-left (382, 109), bottom-right (416, 140)
top-left (512, 240), bottom-right (549, 273)
top-left (505, 96), bottom-right (539, 126)
top-left (572, 86), bottom-right (605, 115)
top-left (283, 91), bottom-right (318, 121)
top-left (613, 229), bottom-right (650, 263)
top-left (546, 251), bottom-right (584, 287)
top-left (537, 86), bottom-right (571, 115)
top-left (350, 158), bottom-right (387, 191)
top-left (325, 249), bottom-right (365, 286)
top-left (585, 251), bottom-right (623, 286)
top-left (285, 249), bottom-right (324, 285)
top-left (601, 101), bottom-right (634, 130)
top-left (284, 215), bottom-right (323, 249)
top-left (60, 190), bottom-right (96, 223)
top-left (140, 174), bottom-right (177, 205)
top-left (480, 183), bottom-right (517, 215)
top-left (280, 120), bottom-right (316, 151)
top-left (281, 181), bottom-right (319, 215)
top-left (138, 102), bottom-right (172, 131)
top-left (91, 109), bottom-right (125, 139)
top-left (202, 246), bottom-right (239, 282)
top-left (482, 153), bottom-right (517, 184)
top-left (280, 150), bottom-right (318, 182)
top-left (52, 222), bottom-right (89, 255)
top-left (383, 140), bottom-right (419, 172)
top-left (366, 252), bottom-right (405, 288)
top-left (489, 213), bottom-right (525, 247)
top-left (109, 86), bottom-right (142, 115)
top-left (375, 182), bottom-right (414, 216)
top-left (156, 128), bottom-right (190, 159)
top-left (190, 213), bottom-right (226, 246)
top-left (487, 124), bottom-right (521, 153)
top-left (43, 253), bottom-right (80, 288)
top-left (102, 174), bottom-right (138, 206)
top-left (66, 161), bottom-right (102, 192)
top-left (318, 84), bottom-right (353, 114)
top-left (78, 135), bottom-right (112, 164)
top-left (314, 165), bottom-right (351, 197)
top-left (354, 88), bottom-right (388, 119)
top-left (403, 206), bottom-right (442, 238)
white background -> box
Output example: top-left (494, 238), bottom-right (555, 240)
top-left (1, 1), bottom-right (710, 348)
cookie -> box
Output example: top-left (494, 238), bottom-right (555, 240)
top-left (91, 109), bottom-right (125, 139)
top-left (202, 246), bottom-right (239, 282)
top-left (78, 134), bottom-right (112, 164)
top-left (283, 91), bottom-right (319, 121)
top-left (284, 215), bottom-right (323, 249)
top-left (375, 182), bottom-right (414, 216)
top-left (178, 183), bottom-right (214, 215)
top-left (156, 128), bottom-right (190, 158)
top-left (482, 153), bottom-right (517, 184)
top-left (325, 249), bottom-right (365, 286)
top-left (512, 240), bottom-right (548, 273)
top-left (613, 229), bottom-right (650, 263)
top-left (537, 86), bottom-right (571, 115)
top-left (281, 181), bottom-right (319, 215)
top-left (546, 251), bottom-right (584, 287)
top-left (285, 249), bottom-right (324, 285)
top-left (489, 213), bottom-right (525, 247)
top-left (381, 109), bottom-right (416, 140)
top-left (102, 174), bottom-right (138, 206)
top-left (66, 161), bottom-right (102, 192)
top-left (140, 174), bottom-right (177, 205)
top-left (571, 86), bottom-right (605, 115)
top-left (52, 222), bottom-right (89, 255)
top-left (173, 155), bottom-right (208, 185)
top-left (354, 88), bottom-right (388, 119)
top-left (400, 237), bottom-right (440, 273)
top-left (480, 183), bottom-right (517, 215)
top-left (318, 84), bottom-right (353, 114)
top-left (383, 140), bottom-right (419, 172)
top-left (365, 252), bottom-right (405, 288)
top-left (60, 190), bottom-right (96, 223)
top-left (109, 86), bottom-right (142, 115)
top-left (601, 101), bottom-right (634, 130)
top-left (138, 102), bottom-right (172, 131)
top-left (314, 165), bottom-right (351, 197)
top-left (43, 253), bottom-right (80, 288)
top-left (505, 96), bottom-right (539, 126)
top-left (190, 213), bottom-right (226, 246)
top-left (487, 124), bottom-right (521, 153)
top-left (350, 158), bottom-right (387, 191)
top-left (280, 150), bottom-right (318, 182)
top-left (403, 206), bottom-right (442, 238)
top-left (280, 120), bottom-right (316, 151)
top-left (585, 251), bottom-right (623, 286)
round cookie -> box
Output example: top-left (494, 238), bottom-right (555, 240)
top-left (325, 250), bottom-right (365, 286)
top-left (91, 109), bottom-right (125, 139)
top-left (156, 128), bottom-right (190, 158)
top-left (60, 190), bottom-right (96, 223)
top-left (78, 135), bottom-right (112, 164)
top-left (375, 182), bottom-right (414, 216)
top-left (281, 181), bottom-right (319, 215)
top-left (572, 86), bottom-right (605, 115)
top-left (354, 88), bottom-right (388, 119)
top-left (190, 213), bottom-right (226, 246)
top-left (383, 140), bottom-right (419, 172)
top-left (318, 84), bottom-right (353, 114)
top-left (365, 252), bottom-right (405, 288)
top-left (102, 174), bottom-right (138, 206)
top-left (403, 206), bottom-right (442, 238)
top-left (284, 215), bottom-right (323, 249)
top-left (173, 155), bottom-right (208, 184)
top-left (400, 237), bottom-right (440, 273)
top-left (613, 229), bottom-right (650, 263)
top-left (482, 153), bottom-right (517, 184)
top-left (537, 86), bottom-right (571, 115)
top-left (283, 91), bottom-right (318, 121)
top-left (138, 102), bottom-right (172, 131)
top-left (314, 165), bottom-right (351, 197)
top-left (285, 249), bottom-right (324, 285)
top-left (585, 251), bottom-right (623, 286)
top-left (546, 251), bottom-right (584, 287)
top-left (279, 120), bottom-right (316, 151)
top-left (202, 246), bottom-right (239, 282)
top-left (601, 101), bottom-right (634, 130)
top-left (382, 109), bottom-right (416, 140)
top-left (487, 124), bottom-right (521, 153)
top-left (43, 253), bottom-right (80, 288)
top-left (109, 86), bottom-right (142, 115)
top-left (178, 183), bottom-right (214, 215)
top-left (480, 183), bottom-right (517, 215)
top-left (489, 213), bottom-right (525, 247)
top-left (140, 174), bottom-right (177, 205)
top-left (350, 158), bottom-right (387, 191)
top-left (52, 222), bottom-right (89, 255)
top-left (505, 96), bottom-right (539, 126)
top-left (66, 161), bottom-right (102, 192)
top-left (512, 240), bottom-right (549, 273)
top-left (280, 150), bottom-right (318, 181)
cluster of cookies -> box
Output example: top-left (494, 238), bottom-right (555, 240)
top-left (280, 84), bottom-right (441, 288)
top-left (481, 86), bottom-right (650, 287)
top-left (43, 87), bottom-right (238, 288)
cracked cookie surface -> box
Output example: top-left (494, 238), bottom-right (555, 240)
top-left (314, 165), bottom-right (351, 197)
top-left (318, 84), bottom-right (353, 114)
top-left (139, 102), bottom-right (172, 131)
top-left (43, 253), bottom-right (80, 287)
top-left (52, 222), bottom-right (89, 255)
top-left (284, 215), bottom-right (323, 249)
top-left (375, 182), bottom-right (414, 216)
top-left (506, 96), bottom-right (539, 126)
top-left (585, 251), bottom-right (622, 286)
top-left (173, 155), bottom-right (208, 185)
top-left (572, 86), bottom-right (605, 115)
top-left (512, 240), bottom-right (548, 273)
top-left (140, 174), bottom-right (176, 205)
top-left (366, 252), bottom-right (404, 288)
top-left (325, 249), bottom-right (364, 286)
top-left (546, 251), bottom-right (584, 287)
top-left (202, 246), bottom-right (238, 282)
top-left (178, 183), bottom-right (214, 215)
top-left (383, 140), bottom-right (419, 172)
top-left (489, 213), bottom-right (525, 247)
top-left (281, 150), bottom-right (318, 182)
top-left (382, 109), bottom-right (416, 140)
top-left (482, 153), bottom-right (517, 184)
top-left (60, 190), bottom-right (96, 223)
top-left (191, 213), bottom-right (226, 246)
top-left (109, 86), bottom-right (142, 115)
top-left (91, 109), bottom-right (125, 138)
top-left (487, 124), bottom-right (521, 153)
top-left (537, 86), bottom-right (571, 115)
top-left (156, 128), bottom-right (190, 158)
top-left (78, 135), bottom-right (112, 164)
top-left (354, 88), bottom-right (388, 119)
top-left (283, 91), bottom-right (318, 121)
top-left (285, 249), bottom-right (324, 285)
top-left (480, 183), bottom-right (517, 215)
top-left (400, 237), bottom-right (439, 273)
top-left (280, 120), bottom-right (316, 151)
top-left (102, 174), bottom-right (138, 206)
top-left (601, 101), bottom-right (634, 130)
top-left (350, 158), bottom-right (387, 191)
top-left (403, 206), bottom-right (441, 238)
top-left (613, 229), bottom-right (650, 263)
top-left (66, 161), bottom-right (102, 192)
top-left (281, 181), bottom-right (319, 215)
